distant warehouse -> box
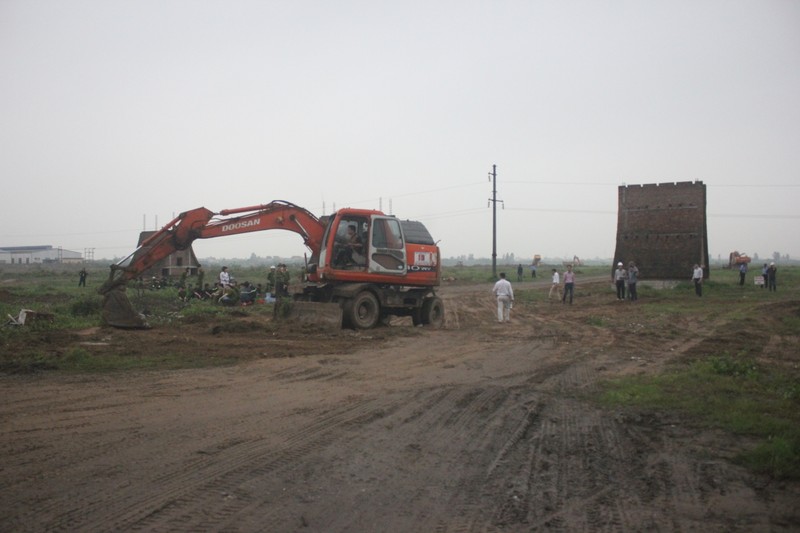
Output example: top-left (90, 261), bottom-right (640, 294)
top-left (0, 245), bottom-right (83, 265)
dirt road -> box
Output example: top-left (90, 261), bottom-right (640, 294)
top-left (1, 280), bottom-right (798, 531)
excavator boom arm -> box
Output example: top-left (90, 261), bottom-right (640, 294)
top-left (99, 201), bottom-right (326, 294)
top-left (198, 201), bottom-right (325, 250)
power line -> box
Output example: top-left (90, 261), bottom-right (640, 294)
top-left (506, 207), bottom-right (615, 215)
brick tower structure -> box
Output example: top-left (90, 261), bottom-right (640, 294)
top-left (613, 181), bottom-right (709, 279)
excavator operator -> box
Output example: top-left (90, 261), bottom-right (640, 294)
top-left (335, 224), bottom-right (364, 267)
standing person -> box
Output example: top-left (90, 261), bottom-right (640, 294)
top-left (548, 268), bottom-right (561, 301)
top-left (530, 263), bottom-right (537, 279)
top-left (517, 264), bottom-right (524, 282)
top-left (196, 264), bottom-right (205, 293)
top-left (627, 262), bottom-right (640, 301)
top-left (78, 268), bottom-right (88, 287)
top-left (492, 272), bottom-right (514, 323)
top-left (276, 264), bottom-right (290, 297)
top-left (761, 263), bottom-right (769, 289)
top-left (767, 262), bottom-right (777, 292)
top-left (266, 265), bottom-right (277, 297)
top-left (738, 262), bottom-right (747, 286)
top-left (135, 277), bottom-right (145, 297)
top-left (562, 264), bottom-right (575, 305)
top-left (692, 264), bottom-right (704, 297)
top-left (614, 262), bottom-right (627, 300)
top-left (219, 266), bottom-right (231, 288)
top-left (179, 267), bottom-right (190, 289)
top-left (272, 264), bottom-right (292, 318)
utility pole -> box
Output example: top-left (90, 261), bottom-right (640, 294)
top-left (488, 164), bottom-right (503, 278)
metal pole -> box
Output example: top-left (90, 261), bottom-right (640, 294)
top-left (486, 164), bottom-right (504, 278)
top-left (492, 164), bottom-right (497, 278)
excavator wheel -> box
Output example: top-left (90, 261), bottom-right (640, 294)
top-left (345, 291), bottom-right (380, 329)
top-left (421, 297), bottom-right (444, 328)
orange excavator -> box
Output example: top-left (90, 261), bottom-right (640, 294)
top-left (728, 251), bottom-right (751, 269)
top-left (98, 200), bottom-right (443, 330)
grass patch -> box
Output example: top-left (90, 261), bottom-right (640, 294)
top-left (586, 315), bottom-right (608, 327)
top-left (780, 315), bottom-right (800, 335)
top-left (599, 352), bottom-right (800, 479)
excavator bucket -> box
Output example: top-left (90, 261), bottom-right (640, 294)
top-left (101, 285), bottom-right (150, 329)
top-left (279, 301), bottom-right (343, 329)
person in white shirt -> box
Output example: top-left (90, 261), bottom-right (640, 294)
top-left (492, 272), bottom-right (514, 323)
top-left (614, 262), bottom-right (628, 300)
top-left (549, 268), bottom-right (561, 300)
top-left (692, 264), bottom-right (703, 297)
top-left (219, 266), bottom-right (231, 288)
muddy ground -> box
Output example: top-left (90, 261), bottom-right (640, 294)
top-left (1, 278), bottom-right (798, 532)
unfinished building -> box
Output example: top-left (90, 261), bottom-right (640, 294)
top-left (134, 231), bottom-right (199, 280)
top-left (613, 181), bottom-right (709, 279)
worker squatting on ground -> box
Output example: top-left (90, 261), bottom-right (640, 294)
top-left (492, 272), bottom-right (514, 323)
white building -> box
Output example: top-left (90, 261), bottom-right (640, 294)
top-left (0, 245), bottom-right (83, 264)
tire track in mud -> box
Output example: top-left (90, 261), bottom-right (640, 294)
top-left (270, 384), bottom-right (539, 532)
top-left (5, 391), bottom-right (407, 532)
top-left (473, 392), bottom-right (748, 532)
top-left (418, 316), bottom-right (655, 532)
top-left (485, 398), bottom-right (641, 531)
top-left (128, 396), bottom-right (405, 532)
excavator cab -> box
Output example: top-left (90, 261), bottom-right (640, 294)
top-left (329, 216), bottom-right (369, 269)
top-left (321, 214), bottom-right (409, 275)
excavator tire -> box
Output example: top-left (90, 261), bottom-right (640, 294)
top-left (421, 297), bottom-right (444, 328)
top-left (345, 291), bottom-right (380, 329)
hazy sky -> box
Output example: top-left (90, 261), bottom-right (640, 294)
top-left (2, 0), bottom-right (798, 263)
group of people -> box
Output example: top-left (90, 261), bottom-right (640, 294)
top-left (134, 264), bottom-right (295, 307)
top-left (759, 262), bottom-right (778, 292)
top-left (212, 264), bottom-right (292, 305)
top-left (548, 264), bottom-right (577, 304)
top-left (176, 278), bottom-right (259, 306)
top-left (613, 261), bottom-right (640, 301)
top-left (492, 263), bottom-right (581, 323)
top-left (264, 264), bottom-right (292, 298)
top-left (699, 261), bottom-right (779, 297)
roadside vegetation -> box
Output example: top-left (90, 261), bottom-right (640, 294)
top-left (592, 267), bottom-right (800, 480)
